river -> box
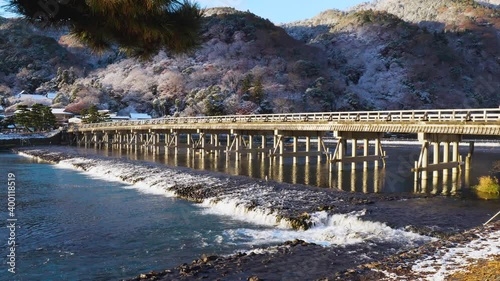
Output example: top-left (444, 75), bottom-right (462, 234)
top-left (0, 143), bottom-right (498, 280)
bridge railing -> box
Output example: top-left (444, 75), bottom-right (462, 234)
top-left (73, 108), bottom-right (500, 129)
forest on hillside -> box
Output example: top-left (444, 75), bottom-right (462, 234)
top-left (0, 0), bottom-right (498, 117)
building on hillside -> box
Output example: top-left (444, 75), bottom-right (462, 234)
top-left (109, 113), bottom-right (130, 122)
top-left (129, 113), bottom-right (152, 120)
top-left (51, 108), bottom-right (74, 125)
top-left (98, 109), bottom-right (111, 114)
top-left (46, 92), bottom-right (58, 100)
top-left (68, 117), bottom-right (82, 124)
top-left (14, 91), bottom-right (52, 104)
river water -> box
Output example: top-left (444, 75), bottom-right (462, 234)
top-left (84, 141), bottom-right (500, 196)
top-left (0, 152), bottom-right (276, 281)
top-left (0, 143), bottom-right (498, 280)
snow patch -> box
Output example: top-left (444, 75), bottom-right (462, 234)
top-left (411, 229), bottom-right (500, 281)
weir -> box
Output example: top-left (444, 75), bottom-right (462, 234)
top-left (68, 108), bottom-right (500, 193)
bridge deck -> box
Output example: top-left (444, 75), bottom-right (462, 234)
top-left (69, 108), bottom-right (500, 136)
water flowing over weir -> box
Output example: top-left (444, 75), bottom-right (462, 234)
top-left (17, 149), bottom-right (433, 243)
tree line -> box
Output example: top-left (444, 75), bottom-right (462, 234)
top-left (14, 104), bottom-right (56, 132)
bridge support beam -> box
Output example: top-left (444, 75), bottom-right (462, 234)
top-left (331, 132), bottom-right (386, 171)
top-left (305, 136), bottom-right (311, 163)
top-left (317, 136), bottom-right (322, 164)
top-left (134, 132), bottom-right (139, 151)
top-left (351, 139), bottom-right (357, 171)
top-left (413, 133), bottom-right (464, 193)
top-left (267, 131), bottom-right (327, 165)
top-left (292, 137), bottom-right (298, 164)
top-left (248, 135), bottom-right (255, 160)
top-left (84, 133), bottom-right (91, 148)
top-left (261, 135), bottom-right (267, 158)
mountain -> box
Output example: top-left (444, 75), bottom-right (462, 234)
top-left (0, 17), bottom-right (83, 96)
top-left (283, 0), bottom-right (499, 109)
top-left (50, 8), bottom-right (336, 116)
top-left (0, 1), bottom-right (498, 116)
top-left (0, 17), bottom-right (122, 111)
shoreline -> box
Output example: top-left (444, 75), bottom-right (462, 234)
top-left (126, 221), bottom-right (499, 281)
top-left (12, 146), bottom-right (500, 280)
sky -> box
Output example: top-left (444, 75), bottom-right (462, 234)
top-left (0, 0), bottom-right (368, 23)
top-left (196, 0), bottom-right (368, 23)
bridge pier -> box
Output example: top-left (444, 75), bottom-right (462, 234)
top-left (84, 132), bottom-right (90, 148)
top-left (414, 134), bottom-right (464, 193)
top-left (248, 135), bottom-right (255, 160)
top-left (267, 131), bottom-right (327, 165)
top-left (317, 136), bottom-right (323, 164)
top-left (199, 132), bottom-right (206, 157)
top-left (134, 132), bottom-right (139, 151)
top-left (215, 134), bottom-right (221, 157)
top-left (103, 132), bottom-right (110, 149)
top-left (304, 136), bottom-right (311, 163)
top-left (331, 132), bottom-right (386, 170)
top-left (374, 138), bottom-right (382, 168)
top-left (351, 139), bottom-right (357, 171)
top-left (119, 133), bottom-right (124, 150)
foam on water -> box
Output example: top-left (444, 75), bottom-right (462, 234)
top-left (221, 210), bottom-right (431, 247)
top-left (57, 157), bottom-right (178, 197)
top-left (20, 150), bottom-right (432, 248)
top-left (200, 198), bottom-right (290, 228)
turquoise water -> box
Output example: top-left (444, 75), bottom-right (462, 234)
top-left (0, 153), bottom-right (270, 281)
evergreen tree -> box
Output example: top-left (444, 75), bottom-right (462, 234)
top-left (14, 104), bottom-right (56, 132)
top-left (81, 105), bottom-right (110, 124)
top-left (0, 116), bottom-right (15, 130)
top-left (14, 105), bottom-right (32, 132)
top-left (7, 0), bottom-right (202, 58)
top-left (251, 77), bottom-right (264, 104)
top-left (30, 103), bottom-right (45, 131)
top-left (240, 74), bottom-right (253, 95)
top-left (204, 93), bottom-right (225, 116)
top-left (41, 106), bottom-right (57, 130)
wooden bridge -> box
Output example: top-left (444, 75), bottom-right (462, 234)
top-left (68, 108), bottom-right (500, 192)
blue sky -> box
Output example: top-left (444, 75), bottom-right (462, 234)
top-left (0, 0), bottom-right (368, 23)
top-left (197, 0), bottom-right (368, 23)
top-left (0, 0), bottom-right (16, 18)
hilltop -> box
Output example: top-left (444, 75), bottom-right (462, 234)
top-left (283, 0), bottom-right (499, 109)
top-left (0, 0), bottom-right (498, 117)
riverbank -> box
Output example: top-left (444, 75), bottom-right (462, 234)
top-left (126, 221), bottom-right (499, 281)
top-left (0, 130), bottom-right (62, 148)
top-left (14, 146), bottom-right (499, 280)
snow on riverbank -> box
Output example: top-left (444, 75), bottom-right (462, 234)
top-left (0, 130), bottom-right (60, 140)
top-left (337, 221), bottom-right (500, 281)
top-left (411, 227), bottom-right (500, 281)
